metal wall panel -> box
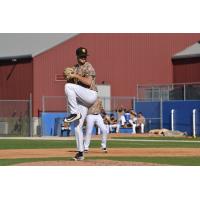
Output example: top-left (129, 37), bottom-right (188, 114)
top-left (173, 62), bottom-right (200, 83)
top-left (0, 62), bottom-right (33, 99)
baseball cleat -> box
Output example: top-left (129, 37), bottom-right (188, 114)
top-left (73, 151), bottom-right (84, 161)
top-left (101, 148), bottom-right (108, 153)
top-left (65, 113), bottom-right (82, 123)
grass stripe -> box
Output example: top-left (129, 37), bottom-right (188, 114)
top-left (109, 138), bottom-right (200, 143)
top-left (89, 156), bottom-right (200, 166)
top-left (1, 139), bottom-right (200, 149)
top-left (0, 157), bottom-right (70, 166)
top-left (1, 156), bottom-right (200, 166)
top-left (111, 136), bottom-right (199, 141)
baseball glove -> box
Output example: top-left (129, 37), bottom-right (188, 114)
top-left (63, 67), bottom-right (75, 80)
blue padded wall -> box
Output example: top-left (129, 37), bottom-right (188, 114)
top-left (162, 101), bottom-right (200, 136)
top-left (41, 112), bottom-right (68, 136)
top-left (41, 112), bottom-right (96, 136)
top-left (135, 101), bottom-right (161, 131)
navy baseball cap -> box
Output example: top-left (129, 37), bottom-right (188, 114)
top-left (76, 47), bottom-right (89, 57)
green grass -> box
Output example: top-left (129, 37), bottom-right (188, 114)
top-left (0, 139), bottom-right (76, 149)
top-left (107, 141), bottom-right (200, 148)
top-left (0, 157), bottom-right (70, 166)
top-left (103, 156), bottom-right (200, 166)
top-left (1, 138), bottom-right (200, 166)
top-left (112, 136), bottom-right (199, 141)
top-left (1, 139), bottom-right (200, 149)
top-left (1, 156), bottom-right (200, 166)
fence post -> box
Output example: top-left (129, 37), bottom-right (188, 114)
top-left (184, 84), bottom-right (186, 100)
top-left (133, 97), bottom-right (136, 110)
top-left (193, 109), bottom-right (196, 138)
top-left (160, 97), bottom-right (163, 129)
top-left (113, 97), bottom-right (116, 111)
top-left (171, 109), bottom-right (175, 131)
top-left (29, 93), bottom-right (33, 137)
top-left (42, 96), bottom-right (45, 112)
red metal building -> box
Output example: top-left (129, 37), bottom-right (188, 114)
top-left (1, 33), bottom-right (200, 117)
top-left (172, 41), bottom-right (200, 83)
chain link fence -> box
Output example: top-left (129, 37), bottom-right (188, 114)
top-left (42, 96), bottom-right (136, 113)
top-left (0, 99), bottom-right (32, 137)
top-left (137, 82), bottom-right (200, 101)
top-left (42, 96), bottom-right (161, 133)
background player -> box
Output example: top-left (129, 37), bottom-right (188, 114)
top-left (129, 110), bottom-right (137, 134)
top-left (84, 97), bottom-right (108, 153)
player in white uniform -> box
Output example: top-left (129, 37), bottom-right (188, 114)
top-left (84, 97), bottom-right (108, 153)
top-left (128, 110), bottom-right (137, 134)
top-left (64, 47), bottom-right (98, 161)
top-left (109, 113), bottom-right (121, 133)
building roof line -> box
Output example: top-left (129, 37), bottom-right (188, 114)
top-left (0, 55), bottom-right (32, 67)
top-left (172, 53), bottom-right (200, 60)
top-left (0, 33), bottom-right (79, 60)
top-left (32, 33), bottom-right (79, 57)
top-left (172, 41), bottom-right (200, 60)
top-left (0, 54), bottom-right (32, 61)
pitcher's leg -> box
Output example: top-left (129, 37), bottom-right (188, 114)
top-left (105, 124), bottom-right (110, 134)
top-left (96, 115), bottom-right (108, 151)
top-left (74, 105), bottom-right (88, 152)
top-left (65, 83), bottom-right (79, 114)
top-left (65, 83), bottom-right (97, 114)
top-left (97, 127), bottom-right (101, 135)
top-left (84, 115), bottom-right (95, 151)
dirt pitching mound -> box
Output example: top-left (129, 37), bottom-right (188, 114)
top-left (14, 160), bottom-right (165, 166)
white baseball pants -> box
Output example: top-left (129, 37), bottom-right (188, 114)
top-left (129, 119), bottom-right (137, 134)
top-left (65, 83), bottom-right (97, 152)
top-left (105, 124), bottom-right (110, 134)
top-left (98, 124), bottom-right (109, 134)
top-left (129, 120), bottom-right (145, 134)
top-left (139, 123), bottom-right (145, 133)
top-left (84, 114), bottom-right (108, 150)
top-left (109, 124), bottom-right (120, 133)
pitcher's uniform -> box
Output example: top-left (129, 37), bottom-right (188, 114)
top-left (84, 97), bottom-right (108, 151)
top-left (64, 62), bottom-right (97, 153)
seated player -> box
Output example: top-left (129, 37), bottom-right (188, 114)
top-left (136, 112), bottom-right (146, 133)
top-left (61, 120), bottom-right (71, 137)
top-left (128, 110), bottom-right (137, 134)
top-left (109, 113), bottom-right (120, 133)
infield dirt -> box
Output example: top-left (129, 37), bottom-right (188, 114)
top-left (3, 148), bottom-right (199, 166)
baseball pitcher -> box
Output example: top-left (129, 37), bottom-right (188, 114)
top-left (64, 47), bottom-right (98, 161)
